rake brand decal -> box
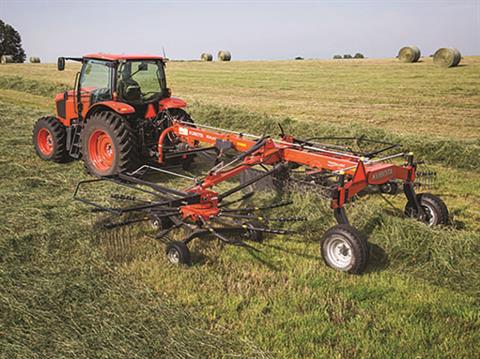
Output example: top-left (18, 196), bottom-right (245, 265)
top-left (178, 127), bottom-right (188, 136)
top-left (327, 161), bottom-right (346, 168)
top-left (371, 168), bottom-right (393, 181)
top-left (189, 130), bottom-right (204, 138)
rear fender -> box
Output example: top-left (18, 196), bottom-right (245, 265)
top-left (85, 101), bottom-right (136, 120)
top-left (159, 97), bottom-right (187, 110)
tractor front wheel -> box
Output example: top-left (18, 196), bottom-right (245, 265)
top-left (81, 111), bottom-right (139, 177)
top-left (321, 224), bottom-right (369, 274)
top-left (33, 116), bottom-right (70, 162)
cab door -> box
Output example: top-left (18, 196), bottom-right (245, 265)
top-left (77, 59), bottom-right (114, 118)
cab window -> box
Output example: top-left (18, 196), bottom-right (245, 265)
top-left (117, 60), bottom-right (166, 103)
top-left (80, 60), bottom-right (112, 103)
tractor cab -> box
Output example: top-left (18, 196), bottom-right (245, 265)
top-left (55, 53), bottom-right (183, 125)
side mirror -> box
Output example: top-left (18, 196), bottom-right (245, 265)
top-left (57, 57), bottom-right (65, 71)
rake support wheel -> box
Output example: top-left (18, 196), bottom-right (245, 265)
top-left (81, 111), bottom-right (139, 177)
top-left (245, 221), bottom-right (264, 242)
top-left (321, 224), bottom-right (369, 274)
top-left (33, 116), bottom-right (70, 162)
top-left (166, 241), bottom-right (191, 265)
top-left (405, 193), bottom-right (449, 226)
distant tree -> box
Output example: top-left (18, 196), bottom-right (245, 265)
top-left (0, 20), bottom-right (26, 63)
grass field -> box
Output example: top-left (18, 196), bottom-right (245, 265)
top-left (0, 58), bottom-right (479, 358)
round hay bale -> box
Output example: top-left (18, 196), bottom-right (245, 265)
top-left (1, 55), bottom-right (14, 64)
top-left (398, 45), bottom-right (421, 63)
top-left (343, 54), bottom-right (352, 59)
top-left (333, 55), bottom-right (342, 59)
top-left (433, 48), bottom-right (461, 68)
top-left (29, 56), bottom-right (41, 63)
top-left (354, 53), bottom-right (365, 59)
top-left (200, 53), bottom-right (213, 61)
top-left (217, 50), bottom-right (231, 61)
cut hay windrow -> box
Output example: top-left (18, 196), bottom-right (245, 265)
top-left (433, 48), bottom-right (462, 68)
top-left (217, 50), bottom-right (231, 61)
top-left (398, 46), bottom-right (421, 63)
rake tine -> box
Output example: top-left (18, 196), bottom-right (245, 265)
top-left (220, 200), bottom-right (294, 213)
top-left (218, 212), bottom-right (268, 221)
top-left (110, 193), bottom-right (152, 204)
top-left (241, 224), bottom-right (297, 235)
top-left (266, 216), bottom-right (307, 222)
top-left (103, 216), bottom-right (150, 229)
top-left (218, 191), bottom-right (255, 208)
top-left (199, 218), bottom-right (259, 251)
top-left (155, 221), bottom-right (183, 240)
top-left (219, 212), bottom-right (305, 225)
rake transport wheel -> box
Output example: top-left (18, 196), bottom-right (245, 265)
top-left (321, 224), bottom-right (369, 274)
top-left (244, 220), bottom-right (264, 242)
top-left (33, 116), bottom-right (70, 162)
top-left (166, 241), bottom-right (191, 265)
top-left (405, 193), bottom-right (449, 226)
top-left (81, 111), bottom-right (139, 177)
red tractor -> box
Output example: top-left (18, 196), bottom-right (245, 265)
top-left (33, 53), bottom-right (191, 176)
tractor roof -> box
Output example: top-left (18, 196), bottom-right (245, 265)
top-left (84, 53), bottom-right (164, 61)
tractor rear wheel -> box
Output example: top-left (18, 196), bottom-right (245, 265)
top-left (33, 116), bottom-right (70, 162)
top-left (81, 111), bottom-right (139, 177)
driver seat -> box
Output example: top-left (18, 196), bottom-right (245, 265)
top-left (119, 77), bottom-right (142, 103)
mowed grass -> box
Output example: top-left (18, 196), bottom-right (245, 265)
top-left (0, 59), bottom-right (479, 358)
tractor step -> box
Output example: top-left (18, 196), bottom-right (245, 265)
top-left (67, 124), bottom-right (82, 159)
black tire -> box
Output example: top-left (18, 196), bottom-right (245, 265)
top-left (379, 181), bottom-right (399, 195)
top-left (404, 193), bottom-right (449, 226)
top-left (81, 111), bottom-right (140, 177)
top-left (321, 224), bottom-right (369, 274)
top-left (33, 116), bottom-right (70, 162)
top-left (167, 108), bottom-right (193, 124)
top-left (244, 221), bottom-right (264, 242)
top-left (150, 215), bottom-right (174, 230)
top-left (166, 241), bottom-right (191, 265)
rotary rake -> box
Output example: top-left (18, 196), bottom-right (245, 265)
top-left (74, 118), bottom-right (448, 274)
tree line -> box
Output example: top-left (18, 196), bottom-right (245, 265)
top-left (0, 19), bottom-right (26, 63)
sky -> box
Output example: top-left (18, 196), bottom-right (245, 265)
top-left (1, 0), bottom-right (479, 62)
